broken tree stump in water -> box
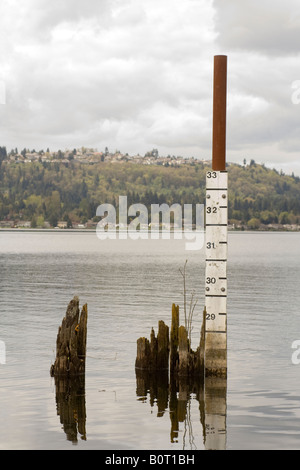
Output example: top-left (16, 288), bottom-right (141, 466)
top-left (178, 325), bottom-right (189, 376)
top-left (157, 320), bottom-right (169, 370)
top-left (170, 303), bottom-right (179, 375)
top-left (135, 320), bottom-right (169, 371)
top-left (135, 303), bottom-right (205, 380)
top-left (50, 296), bottom-right (88, 377)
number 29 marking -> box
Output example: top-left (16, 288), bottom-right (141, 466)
top-left (206, 313), bottom-right (216, 321)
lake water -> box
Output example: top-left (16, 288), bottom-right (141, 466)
top-left (0, 230), bottom-right (300, 450)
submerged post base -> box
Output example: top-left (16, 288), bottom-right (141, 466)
top-left (204, 332), bottom-right (227, 378)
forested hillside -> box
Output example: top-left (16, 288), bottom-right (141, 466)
top-left (0, 154), bottom-right (300, 229)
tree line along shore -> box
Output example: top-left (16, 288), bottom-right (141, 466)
top-left (0, 146), bottom-right (299, 231)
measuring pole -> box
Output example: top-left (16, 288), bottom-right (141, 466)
top-left (204, 55), bottom-right (228, 378)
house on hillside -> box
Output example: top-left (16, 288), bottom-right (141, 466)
top-left (57, 221), bottom-right (68, 229)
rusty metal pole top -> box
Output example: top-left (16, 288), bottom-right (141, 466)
top-left (212, 55), bottom-right (227, 171)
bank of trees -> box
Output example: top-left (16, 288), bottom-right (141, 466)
top-left (0, 157), bottom-right (300, 227)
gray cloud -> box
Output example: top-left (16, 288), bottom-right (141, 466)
top-left (0, 0), bottom-right (300, 174)
top-left (214, 0), bottom-right (300, 56)
top-left (0, 0), bottom-right (216, 153)
top-left (212, 0), bottom-right (300, 174)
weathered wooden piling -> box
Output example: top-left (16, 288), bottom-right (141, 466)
top-left (135, 336), bottom-right (151, 371)
top-left (170, 303), bottom-right (179, 374)
top-left (135, 320), bottom-right (169, 371)
top-left (50, 296), bottom-right (88, 377)
top-left (157, 320), bottom-right (169, 370)
top-left (135, 303), bottom-right (204, 380)
top-left (178, 325), bottom-right (189, 376)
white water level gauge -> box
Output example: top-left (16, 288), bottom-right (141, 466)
top-left (204, 170), bottom-right (228, 377)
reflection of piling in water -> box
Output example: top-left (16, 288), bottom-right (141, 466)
top-left (136, 367), bottom-right (205, 448)
top-left (170, 375), bottom-right (205, 446)
top-left (54, 375), bottom-right (87, 443)
top-left (136, 369), bottom-right (168, 416)
top-left (135, 366), bottom-right (227, 450)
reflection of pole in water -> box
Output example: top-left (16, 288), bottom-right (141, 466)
top-left (204, 377), bottom-right (227, 450)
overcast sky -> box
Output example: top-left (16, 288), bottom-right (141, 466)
top-left (0, 0), bottom-right (300, 174)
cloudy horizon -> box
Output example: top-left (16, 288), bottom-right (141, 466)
top-left (0, 0), bottom-right (300, 174)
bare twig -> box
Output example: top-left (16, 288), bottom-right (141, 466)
top-left (179, 260), bottom-right (198, 347)
top-left (179, 259), bottom-right (188, 330)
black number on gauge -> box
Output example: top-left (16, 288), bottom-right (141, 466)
top-left (206, 313), bottom-right (216, 320)
top-left (206, 242), bottom-right (215, 249)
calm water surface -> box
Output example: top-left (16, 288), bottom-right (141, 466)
top-left (0, 230), bottom-right (300, 450)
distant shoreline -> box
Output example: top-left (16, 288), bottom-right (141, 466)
top-left (0, 227), bottom-right (299, 233)
top-left (0, 228), bottom-right (94, 233)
